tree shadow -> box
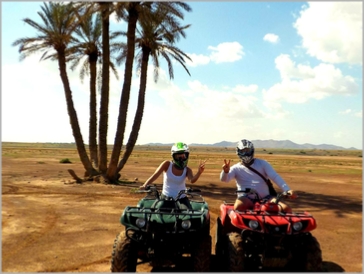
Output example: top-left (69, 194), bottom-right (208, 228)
top-left (196, 183), bottom-right (362, 217)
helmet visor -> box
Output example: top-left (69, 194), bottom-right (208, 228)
top-left (174, 153), bottom-right (187, 160)
top-left (172, 152), bottom-right (189, 169)
top-left (237, 147), bottom-right (253, 156)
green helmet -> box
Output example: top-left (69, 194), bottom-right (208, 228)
top-left (171, 142), bottom-right (190, 169)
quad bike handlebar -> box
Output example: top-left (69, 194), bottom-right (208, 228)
top-left (176, 188), bottom-right (201, 200)
top-left (137, 185), bottom-right (202, 201)
top-left (236, 188), bottom-right (294, 203)
top-left (275, 191), bottom-right (292, 202)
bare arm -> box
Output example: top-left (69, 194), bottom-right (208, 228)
top-left (187, 160), bottom-right (207, 184)
top-left (139, 161), bottom-right (169, 189)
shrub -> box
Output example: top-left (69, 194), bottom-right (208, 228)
top-left (59, 158), bottom-right (72, 164)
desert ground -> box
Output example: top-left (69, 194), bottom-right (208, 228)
top-left (2, 143), bottom-right (362, 272)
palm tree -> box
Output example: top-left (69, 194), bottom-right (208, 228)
top-left (106, 1), bottom-right (192, 182)
top-left (12, 2), bottom-right (98, 176)
top-left (75, 1), bottom-right (115, 174)
top-left (105, 2), bottom-right (141, 181)
top-left (66, 10), bottom-right (120, 170)
top-left (97, 2), bottom-right (113, 174)
top-left (115, 8), bottom-right (192, 173)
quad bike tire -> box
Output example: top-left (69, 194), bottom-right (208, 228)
top-left (289, 234), bottom-right (322, 272)
top-left (304, 235), bottom-right (323, 271)
top-left (215, 217), bottom-right (228, 270)
top-left (110, 230), bottom-right (139, 272)
top-left (227, 232), bottom-right (245, 272)
top-left (192, 234), bottom-right (212, 272)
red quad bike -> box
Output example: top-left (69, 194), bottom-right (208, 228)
top-left (215, 188), bottom-right (323, 272)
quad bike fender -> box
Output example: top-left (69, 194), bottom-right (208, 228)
top-left (120, 206), bottom-right (152, 228)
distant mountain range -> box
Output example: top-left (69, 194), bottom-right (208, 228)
top-left (145, 139), bottom-right (359, 150)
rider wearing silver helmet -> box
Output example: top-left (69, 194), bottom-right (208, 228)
top-left (236, 139), bottom-right (256, 166)
top-left (220, 139), bottom-right (298, 212)
top-left (140, 142), bottom-right (207, 209)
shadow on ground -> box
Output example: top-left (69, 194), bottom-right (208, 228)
top-left (198, 183), bottom-right (362, 218)
top-left (147, 255), bottom-right (345, 272)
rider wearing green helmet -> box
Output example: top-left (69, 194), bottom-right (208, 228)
top-left (140, 142), bottom-right (207, 209)
top-left (171, 142), bottom-right (190, 169)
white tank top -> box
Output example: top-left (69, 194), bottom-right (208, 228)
top-left (162, 161), bottom-right (187, 198)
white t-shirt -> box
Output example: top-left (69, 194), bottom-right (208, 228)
top-left (162, 161), bottom-right (187, 198)
top-left (220, 158), bottom-right (289, 199)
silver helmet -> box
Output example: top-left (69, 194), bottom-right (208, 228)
top-left (236, 139), bottom-right (255, 165)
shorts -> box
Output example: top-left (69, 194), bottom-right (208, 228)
top-left (237, 193), bottom-right (275, 203)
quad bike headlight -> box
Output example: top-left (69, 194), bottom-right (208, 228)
top-left (293, 222), bottom-right (303, 231)
top-left (135, 218), bottom-right (146, 228)
top-left (248, 220), bottom-right (259, 229)
top-left (181, 220), bottom-right (191, 230)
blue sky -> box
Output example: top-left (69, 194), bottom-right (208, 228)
top-left (1, 1), bottom-right (362, 149)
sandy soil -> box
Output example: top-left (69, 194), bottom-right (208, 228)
top-left (2, 156), bottom-right (362, 272)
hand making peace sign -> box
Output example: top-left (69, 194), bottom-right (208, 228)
top-left (198, 160), bottom-right (207, 173)
top-left (222, 159), bottom-right (231, 173)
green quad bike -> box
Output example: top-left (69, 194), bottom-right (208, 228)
top-left (110, 185), bottom-right (211, 272)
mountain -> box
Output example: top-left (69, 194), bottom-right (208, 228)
top-left (145, 139), bottom-right (358, 150)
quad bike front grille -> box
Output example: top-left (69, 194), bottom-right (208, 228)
top-left (264, 223), bottom-right (289, 234)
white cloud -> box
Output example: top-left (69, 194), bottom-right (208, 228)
top-left (208, 42), bottom-right (245, 63)
top-left (2, 56), bottom-right (80, 142)
top-left (231, 84), bottom-right (259, 94)
top-left (263, 33), bottom-right (280, 44)
top-left (294, 2), bottom-right (362, 65)
top-left (186, 53), bottom-right (210, 67)
top-left (185, 42), bottom-right (245, 67)
top-left (275, 54), bottom-right (315, 81)
top-left (354, 111), bottom-right (362, 118)
top-left (339, 109), bottom-right (363, 118)
top-left (339, 109), bottom-right (362, 118)
top-left (262, 100), bottom-right (290, 119)
top-left (339, 109), bottom-right (352, 115)
top-left (263, 54), bottom-right (359, 104)
top-left (137, 77), bottom-right (271, 144)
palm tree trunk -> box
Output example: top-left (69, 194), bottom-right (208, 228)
top-left (98, 2), bottom-right (111, 173)
top-left (89, 55), bottom-right (99, 168)
top-left (117, 47), bottom-right (150, 172)
top-left (106, 3), bottom-right (140, 182)
top-left (57, 51), bottom-right (97, 176)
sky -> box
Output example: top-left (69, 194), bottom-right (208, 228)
top-left (1, 1), bottom-right (363, 149)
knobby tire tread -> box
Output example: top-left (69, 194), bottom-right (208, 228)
top-left (227, 232), bottom-right (245, 272)
top-left (110, 231), bottom-right (138, 272)
top-left (193, 234), bottom-right (212, 272)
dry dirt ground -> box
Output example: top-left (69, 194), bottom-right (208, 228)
top-left (2, 151), bottom-right (362, 272)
